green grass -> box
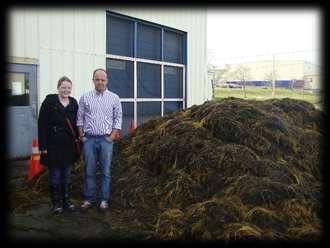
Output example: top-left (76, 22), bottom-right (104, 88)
top-left (214, 86), bottom-right (323, 109)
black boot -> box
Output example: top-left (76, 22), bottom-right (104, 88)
top-left (61, 184), bottom-right (75, 212)
top-left (49, 185), bottom-right (63, 215)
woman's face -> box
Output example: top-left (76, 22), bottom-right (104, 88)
top-left (58, 80), bottom-right (72, 98)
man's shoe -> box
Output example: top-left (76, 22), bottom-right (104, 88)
top-left (52, 204), bottom-right (64, 215)
top-left (80, 201), bottom-right (93, 212)
top-left (63, 198), bottom-right (75, 212)
top-left (99, 201), bottom-right (109, 212)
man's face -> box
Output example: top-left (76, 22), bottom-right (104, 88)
top-left (93, 70), bottom-right (108, 92)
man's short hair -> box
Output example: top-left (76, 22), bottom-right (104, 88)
top-left (92, 68), bottom-right (107, 79)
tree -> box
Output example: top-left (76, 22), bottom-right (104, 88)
top-left (264, 72), bottom-right (274, 89)
top-left (263, 56), bottom-right (277, 97)
top-left (233, 65), bottom-right (252, 98)
top-left (214, 64), bottom-right (236, 85)
top-left (207, 49), bottom-right (217, 99)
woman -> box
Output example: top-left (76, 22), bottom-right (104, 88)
top-left (38, 76), bottom-right (79, 214)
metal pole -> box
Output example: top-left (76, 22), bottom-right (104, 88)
top-left (272, 55), bottom-right (275, 97)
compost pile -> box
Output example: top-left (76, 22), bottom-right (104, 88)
top-left (28, 97), bottom-right (323, 241)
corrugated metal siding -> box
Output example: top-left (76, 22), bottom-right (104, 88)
top-left (9, 9), bottom-right (39, 59)
top-left (8, 7), bottom-right (211, 108)
top-left (8, 8), bottom-right (106, 107)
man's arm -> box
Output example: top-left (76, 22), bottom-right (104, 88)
top-left (110, 95), bottom-right (122, 140)
top-left (76, 95), bottom-right (85, 140)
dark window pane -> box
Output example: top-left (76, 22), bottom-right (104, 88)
top-left (137, 23), bottom-right (161, 60)
top-left (164, 66), bottom-right (183, 98)
top-left (137, 62), bottom-right (161, 98)
top-left (164, 101), bottom-right (183, 115)
top-left (121, 102), bottom-right (134, 136)
top-left (137, 102), bottom-right (161, 126)
top-left (107, 15), bottom-right (134, 57)
top-left (164, 30), bottom-right (183, 63)
top-left (5, 72), bottom-right (29, 106)
top-left (107, 59), bottom-right (134, 98)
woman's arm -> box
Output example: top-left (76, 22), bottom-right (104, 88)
top-left (38, 98), bottom-right (50, 152)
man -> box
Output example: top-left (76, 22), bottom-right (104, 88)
top-left (77, 68), bottom-right (122, 212)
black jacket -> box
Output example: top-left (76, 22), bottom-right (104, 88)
top-left (38, 94), bottom-right (79, 167)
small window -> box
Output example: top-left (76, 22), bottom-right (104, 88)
top-left (164, 101), bottom-right (183, 115)
top-left (137, 102), bottom-right (161, 126)
top-left (6, 72), bottom-right (29, 106)
top-left (107, 59), bottom-right (134, 98)
top-left (137, 23), bottom-right (161, 61)
top-left (164, 66), bottom-right (183, 98)
top-left (137, 62), bottom-right (161, 98)
top-left (107, 15), bottom-right (134, 57)
top-left (164, 30), bottom-right (183, 63)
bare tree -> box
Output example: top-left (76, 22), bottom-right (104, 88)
top-left (207, 49), bottom-right (217, 99)
top-left (233, 65), bottom-right (251, 98)
top-left (215, 64), bottom-right (235, 85)
top-left (264, 69), bottom-right (276, 96)
top-left (264, 72), bottom-right (274, 89)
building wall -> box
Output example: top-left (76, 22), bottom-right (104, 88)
top-left (8, 8), bottom-right (106, 107)
top-left (8, 7), bottom-right (211, 109)
top-left (302, 61), bottom-right (321, 89)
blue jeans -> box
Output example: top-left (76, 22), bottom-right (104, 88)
top-left (48, 165), bottom-right (72, 187)
top-left (83, 135), bottom-right (113, 203)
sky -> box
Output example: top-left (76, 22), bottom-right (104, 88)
top-left (207, 9), bottom-right (320, 68)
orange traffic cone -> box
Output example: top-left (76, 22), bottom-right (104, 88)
top-left (27, 139), bottom-right (45, 182)
top-left (128, 119), bottom-right (137, 135)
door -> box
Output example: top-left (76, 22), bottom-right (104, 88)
top-left (6, 63), bottom-right (38, 159)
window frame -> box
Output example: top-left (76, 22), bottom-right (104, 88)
top-left (106, 11), bottom-right (187, 127)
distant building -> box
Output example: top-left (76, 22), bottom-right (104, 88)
top-left (214, 60), bottom-right (321, 90)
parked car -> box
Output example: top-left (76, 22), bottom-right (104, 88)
top-left (226, 83), bottom-right (242, 88)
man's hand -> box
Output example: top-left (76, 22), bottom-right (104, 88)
top-left (78, 126), bottom-right (86, 141)
top-left (109, 129), bottom-right (120, 141)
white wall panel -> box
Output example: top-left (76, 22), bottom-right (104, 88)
top-left (63, 11), bottom-right (75, 52)
top-left (63, 52), bottom-right (74, 80)
top-left (50, 50), bottom-right (63, 91)
top-left (38, 9), bottom-right (51, 49)
top-left (73, 53), bottom-right (82, 99)
top-left (8, 9), bottom-right (25, 58)
top-left (24, 10), bottom-right (39, 59)
top-left (94, 55), bottom-right (106, 70)
top-left (50, 10), bottom-right (64, 50)
top-left (94, 10), bottom-right (106, 55)
top-left (85, 12), bottom-right (94, 53)
top-left (73, 52), bottom-right (102, 100)
top-left (39, 49), bottom-right (51, 98)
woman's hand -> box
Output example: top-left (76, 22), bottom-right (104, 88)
top-left (40, 150), bottom-right (48, 154)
